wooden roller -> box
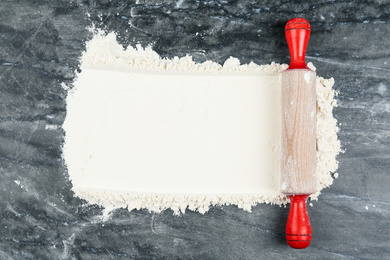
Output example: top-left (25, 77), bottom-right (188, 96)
top-left (281, 18), bottom-right (317, 249)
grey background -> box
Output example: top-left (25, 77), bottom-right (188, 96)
top-left (1, 0), bottom-right (389, 259)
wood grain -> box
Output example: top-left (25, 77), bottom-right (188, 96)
top-left (281, 69), bottom-right (317, 195)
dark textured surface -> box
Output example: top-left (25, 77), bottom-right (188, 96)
top-left (1, 0), bottom-right (389, 259)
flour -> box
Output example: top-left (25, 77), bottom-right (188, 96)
top-left (63, 32), bottom-right (340, 214)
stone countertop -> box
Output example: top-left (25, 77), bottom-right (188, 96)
top-left (0, 0), bottom-right (389, 259)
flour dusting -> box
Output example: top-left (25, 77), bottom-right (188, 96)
top-left (63, 31), bottom-right (340, 214)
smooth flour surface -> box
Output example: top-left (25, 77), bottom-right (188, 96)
top-left (63, 32), bottom-right (340, 214)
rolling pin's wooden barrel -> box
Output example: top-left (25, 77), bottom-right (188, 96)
top-left (280, 69), bottom-right (317, 195)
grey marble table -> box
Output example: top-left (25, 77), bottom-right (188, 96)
top-left (1, 0), bottom-right (389, 259)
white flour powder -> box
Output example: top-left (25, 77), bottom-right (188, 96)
top-left (63, 32), bottom-right (340, 214)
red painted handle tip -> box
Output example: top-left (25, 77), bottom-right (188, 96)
top-left (286, 195), bottom-right (312, 249)
top-left (285, 18), bottom-right (311, 31)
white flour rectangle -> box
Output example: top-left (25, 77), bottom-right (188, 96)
top-left (62, 32), bottom-right (340, 214)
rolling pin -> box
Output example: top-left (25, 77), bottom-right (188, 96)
top-left (281, 18), bottom-right (317, 249)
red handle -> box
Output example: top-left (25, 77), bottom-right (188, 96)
top-left (285, 18), bottom-right (311, 69)
top-left (286, 195), bottom-right (312, 249)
